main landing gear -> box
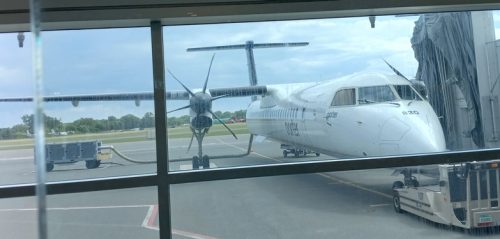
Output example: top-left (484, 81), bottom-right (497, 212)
top-left (281, 144), bottom-right (320, 158)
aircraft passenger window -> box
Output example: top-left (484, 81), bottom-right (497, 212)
top-left (331, 89), bottom-right (355, 106)
top-left (394, 85), bottom-right (422, 101)
top-left (358, 85), bottom-right (396, 104)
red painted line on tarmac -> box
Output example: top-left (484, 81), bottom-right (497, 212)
top-left (147, 204), bottom-right (158, 227)
top-left (142, 204), bottom-right (220, 239)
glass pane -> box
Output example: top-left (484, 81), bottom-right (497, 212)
top-left (358, 85), bottom-right (396, 104)
top-left (1, 28), bottom-right (157, 182)
top-left (172, 165), bottom-right (500, 237)
top-left (332, 89), bottom-right (355, 106)
top-left (163, 10), bottom-right (500, 172)
top-left (0, 197), bottom-right (37, 239)
top-left (0, 33), bottom-right (35, 185)
top-left (47, 187), bottom-right (158, 239)
top-left (39, 28), bottom-right (156, 180)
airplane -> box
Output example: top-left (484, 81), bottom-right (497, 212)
top-left (246, 72), bottom-right (446, 159)
top-left (0, 43), bottom-right (446, 185)
top-left (0, 70), bottom-right (446, 166)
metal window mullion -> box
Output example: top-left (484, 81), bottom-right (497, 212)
top-left (151, 20), bottom-right (172, 239)
top-left (30, 0), bottom-right (48, 238)
top-left (4, 149), bottom-right (500, 198)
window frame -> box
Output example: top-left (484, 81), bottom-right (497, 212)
top-left (1, 2), bottom-right (500, 239)
top-left (331, 88), bottom-right (356, 107)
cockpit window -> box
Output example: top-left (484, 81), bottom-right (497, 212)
top-left (358, 85), bottom-right (395, 104)
top-left (394, 85), bottom-right (423, 101)
top-left (331, 88), bottom-right (355, 106)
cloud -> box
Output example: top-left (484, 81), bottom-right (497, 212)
top-left (3, 12), bottom-right (499, 127)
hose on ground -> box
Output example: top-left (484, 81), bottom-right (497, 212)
top-left (100, 145), bottom-right (156, 164)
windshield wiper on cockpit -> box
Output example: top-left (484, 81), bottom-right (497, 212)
top-left (358, 99), bottom-right (375, 104)
top-left (359, 99), bottom-right (400, 107)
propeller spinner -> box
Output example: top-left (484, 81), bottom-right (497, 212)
top-left (167, 54), bottom-right (237, 169)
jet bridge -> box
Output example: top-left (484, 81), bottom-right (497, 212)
top-left (411, 11), bottom-right (500, 151)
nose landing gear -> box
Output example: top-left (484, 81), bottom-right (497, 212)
top-left (192, 155), bottom-right (210, 169)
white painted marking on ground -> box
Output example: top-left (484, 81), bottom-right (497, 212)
top-left (215, 138), bottom-right (282, 162)
top-left (0, 204), bottom-right (151, 212)
top-left (142, 205), bottom-right (158, 230)
top-left (172, 229), bottom-right (220, 239)
top-left (214, 137), bottom-right (392, 200)
top-left (318, 173), bottom-right (392, 199)
top-left (0, 156), bottom-right (33, 161)
top-left (327, 182), bottom-right (343, 185)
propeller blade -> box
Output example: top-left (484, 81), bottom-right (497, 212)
top-left (209, 109), bottom-right (238, 140)
top-left (202, 53), bottom-right (216, 93)
top-left (167, 69), bottom-right (195, 96)
top-left (383, 59), bottom-right (410, 81)
top-left (210, 94), bottom-right (228, 101)
top-left (186, 132), bottom-right (194, 152)
top-left (167, 104), bottom-right (191, 114)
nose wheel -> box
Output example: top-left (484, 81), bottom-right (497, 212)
top-left (192, 155), bottom-right (210, 169)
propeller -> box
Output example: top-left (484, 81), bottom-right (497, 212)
top-left (203, 54), bottom-right (216, 93)
top-left (167, 69), bottom-right (195, 97)
top-left (186, 129), bottom-right (195, 152)
top-left (209, 109), bottom-right (238, 139)
top-left (167, 104), bottom-right (191, 114)
top-left (167, 54), bottom-right (238, 157)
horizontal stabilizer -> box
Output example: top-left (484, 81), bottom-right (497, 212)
top-left (187, 42), bottom-right (308, 52)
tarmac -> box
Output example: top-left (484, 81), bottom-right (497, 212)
top-left (0, 134), bottom-right (498, 238)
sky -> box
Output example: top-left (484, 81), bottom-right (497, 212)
top-left (0, 11), bottom-right (499, 128)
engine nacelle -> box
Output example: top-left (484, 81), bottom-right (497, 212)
top-left (191, 115), bottom-right (213, 129)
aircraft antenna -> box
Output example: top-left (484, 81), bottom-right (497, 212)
top-left (187, 41), bottom-right (309, 101)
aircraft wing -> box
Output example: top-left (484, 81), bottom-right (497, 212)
top-left (0, 86), bottom-right (267, 105)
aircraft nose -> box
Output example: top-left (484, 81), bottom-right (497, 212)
top-left (379, 104), bottom-right (446, 156)
top-left (398, 114), bottom-right (446, 154)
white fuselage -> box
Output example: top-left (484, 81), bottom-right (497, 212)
top-left (246, 73), bottom-right (446, 158)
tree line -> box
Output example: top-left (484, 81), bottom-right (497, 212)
top-left (0, 110), bottom-right (246, 140)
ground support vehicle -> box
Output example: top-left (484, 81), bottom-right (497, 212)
top-left (392, 160), bottom-right (500, 230)
top-left (44, 140), bottom-right (112, 172)
top-left (280, 144), bottom-right (320, 158)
